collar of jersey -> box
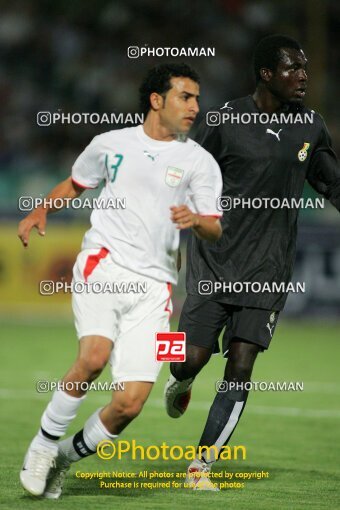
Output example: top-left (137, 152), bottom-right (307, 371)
top-left (136, 124), bottom-right (182, 150)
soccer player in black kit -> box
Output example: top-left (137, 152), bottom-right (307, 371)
top-left (164, 35), bottom-right (340, 490)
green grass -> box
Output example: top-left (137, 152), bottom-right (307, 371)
top-left (0, 319), bottom-right (340, 509)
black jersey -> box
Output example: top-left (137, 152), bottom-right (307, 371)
top-left (186, 95), bottom-right (340, 310)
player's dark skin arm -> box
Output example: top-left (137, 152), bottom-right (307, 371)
top-left (177, 248), bottom-right (181, 272)
top-left (170, 205), bottom-right (222, 241)
top-left (18, 176), bottom-right (84, 247)
top-left (306, 129), bottom-right (340, 212)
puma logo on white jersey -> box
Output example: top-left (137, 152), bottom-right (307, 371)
top-left (266, 128), bottom-right (282, 141)
top-left (143, 150), bottom-right (159, 161)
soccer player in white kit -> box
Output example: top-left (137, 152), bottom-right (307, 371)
top-left (18, 63), bottom-right (223, 498)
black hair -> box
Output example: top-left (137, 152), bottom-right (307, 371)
top-left (253, 35), bottom-right (302, 83)
top-left (139, 63), bottom-right (200, 115)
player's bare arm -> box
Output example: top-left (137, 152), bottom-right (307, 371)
top-left (177, 247), bottom-right (182, 272)
top-left (18, 176), bottom-right (84, 248)
top-left (170, 205), bottom-right (222, 241)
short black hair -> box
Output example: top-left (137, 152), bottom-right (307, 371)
top-left (253, 35), bottom-right (302, 83)
top-left (139, 63), bottom-right (200, 115)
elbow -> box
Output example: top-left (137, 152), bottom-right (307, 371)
top-left (69, 177), bottom-right (85, 198)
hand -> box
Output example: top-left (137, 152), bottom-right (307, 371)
top-left (170, 205), bottom-right (199, 230)
top-left (18, 210), bottom-right (46, 247)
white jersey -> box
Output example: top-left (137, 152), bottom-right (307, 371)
top-left (72, 124), bottom-right (222, 284)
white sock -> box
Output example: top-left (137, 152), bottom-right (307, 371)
top-left (59, 408), bottom-right (118, 463)
top-left (41, 389), bottom-right (86, 438)
top-left (29, 429), bottom-right (59, 454)
top-left (30, 390), bottom-right (86, 451)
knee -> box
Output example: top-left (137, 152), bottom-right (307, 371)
top-left (226, 341), bottom-right (260, 382)
top-left (227, 352), bottom-right (258, 382)
top-left (110, 396), bottom-right (145, 421)
top-left (171, 359), bottom-right (202, 380)
top-left (171, 346), bottom-right (211, 380)
top-left (228, 359), bottom-right (253, 382)
top-left (77, 352), bottom-right (109, 379)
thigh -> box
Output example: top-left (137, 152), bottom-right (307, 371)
top-left (179, 295), bottom-right (231, 352)
top-left (110, 278), bottom-right (172, 384)
top-left (72, 249), bottom-right (123, 341)
top-left (72, 249), bottom-right (145, 342)
top-left (222, 307), bottom-right (280, 355)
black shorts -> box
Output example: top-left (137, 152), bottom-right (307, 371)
top-left (178, 294), bottom-right (280, 356)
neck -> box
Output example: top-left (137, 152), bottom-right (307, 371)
top-left (143, 112), bottom-right (177, 141)
top-left (252, 84), bottom-right (284, 114)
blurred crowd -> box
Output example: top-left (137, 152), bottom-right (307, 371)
top-left (1, 0), bottom-right (339, 220)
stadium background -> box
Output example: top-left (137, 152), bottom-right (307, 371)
top-left (0, 1), bottom-right (339, 509)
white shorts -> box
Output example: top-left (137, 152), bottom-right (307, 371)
top-left (72, 248), bottom-right (172, 383)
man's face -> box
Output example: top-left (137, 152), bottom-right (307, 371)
top-left (266, 48), bottom-right (308, 104)
top-left (158, 77), bottom-right (200, 134)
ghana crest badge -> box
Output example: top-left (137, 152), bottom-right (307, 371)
top-left (298, 142), bottom-right (310, 162)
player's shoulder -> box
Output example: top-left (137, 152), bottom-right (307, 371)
top-left (289, 103), bottom-right (325, 128)
top-left (214, 95), bottom-right (251, 112)
top-left (90, 126), bottom-right (138, 145)
top-left (196, 95), bottom-right (252, 130)
top-left (304, 107), bottom-right (326, 130)
top-left (186, 137), bottom-right (219, 167)
top-left (294, 105), bottom-right (330, 141)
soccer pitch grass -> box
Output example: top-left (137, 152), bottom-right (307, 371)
top-left (0, 319), bottom-right (339, 510)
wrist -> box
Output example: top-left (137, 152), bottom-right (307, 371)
top-left (33, 206), bottom-right (48, 218)
top-left (193, 214), bottom-right (200, 228)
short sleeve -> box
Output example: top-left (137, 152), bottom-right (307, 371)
top-left (188, 151), bottom-right (223, 217)
top-left (72, 136), bottom-right (105, 189)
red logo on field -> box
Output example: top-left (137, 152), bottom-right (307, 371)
top-left (155, 332), bottom-right (186, 362)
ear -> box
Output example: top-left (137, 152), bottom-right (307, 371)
top-left (149, 92), bottom-right (164, 111)
top-left (260, 67), bottom-right (273, 83)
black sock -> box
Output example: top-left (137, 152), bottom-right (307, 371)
top-left (198, 387), bottom-right (248, 463)
top-left (72, 429), bottom-right (96, 458)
